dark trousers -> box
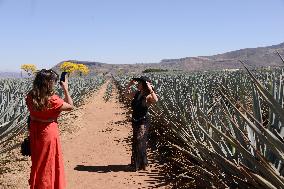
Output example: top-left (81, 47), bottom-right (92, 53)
top-left (131, 120), bottom-right (148, 170)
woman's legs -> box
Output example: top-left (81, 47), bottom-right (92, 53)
top-left (131, 122), bottom-right (148, 170)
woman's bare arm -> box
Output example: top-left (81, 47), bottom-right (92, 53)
top-left (59, 77), bottom-right (74, 111)
top-left (146, 82), bottom-right (158, 105)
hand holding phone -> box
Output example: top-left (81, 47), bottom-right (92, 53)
top-left (60, 72), bottom-right (68, 83)
top-left (59, 72), bottom-right (68, 91)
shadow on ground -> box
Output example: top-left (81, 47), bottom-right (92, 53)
top-left (74, 164), bottom-right (134, 173)
top-left (74, 164), bottom-right (168, 188)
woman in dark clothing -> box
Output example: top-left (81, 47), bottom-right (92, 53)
top-left (124, 76), bottom-right (158, 171)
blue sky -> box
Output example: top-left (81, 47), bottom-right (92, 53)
top-left (0, 0), bottom-right (284, 71)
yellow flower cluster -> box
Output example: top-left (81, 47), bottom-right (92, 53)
top-left (60, 61), bottom-right (89, 76)
top-left (21, 64), bottom-right (37, 76)
top-left (77, 64), bottom-right (90, 75)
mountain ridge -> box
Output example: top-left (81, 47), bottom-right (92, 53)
top-left (53, 42), bottom-right (284, 74)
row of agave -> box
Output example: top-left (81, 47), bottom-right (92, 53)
top-left (114, 54), bottom-right (284, 188)
top-left (0, 76), bottom-right (105, 154)
top-left (103, 81), bottom-right (113, 102)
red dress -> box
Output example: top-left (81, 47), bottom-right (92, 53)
top-left (26, 95), bottom-right (66, 189)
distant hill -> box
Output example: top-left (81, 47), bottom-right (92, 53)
top-left (0, 72), bottom-right (28, 78)
top-left (53, 42), bottom-right (284, 74)
top-left (52, 60), bottom-right (161, 75)
top-left (158, 42), bottom-right (284, 71)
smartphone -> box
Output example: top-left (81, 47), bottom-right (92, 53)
top-left (60, 71), bottom-right (68, 83)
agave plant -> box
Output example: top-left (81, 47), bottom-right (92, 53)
top-left (103, 81), bottom-right (113, 102)
top-left (114, 55), bottom-right (284, 188)
top-left (0, 76), bottom-right (105, 154)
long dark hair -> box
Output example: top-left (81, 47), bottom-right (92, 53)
top-left (28, 69), bottom-right (59, 111)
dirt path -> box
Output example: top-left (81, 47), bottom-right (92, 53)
top-left (62, 81), bottom-right (166, 189)
top-left (0, 81), bottom-right (167, 189)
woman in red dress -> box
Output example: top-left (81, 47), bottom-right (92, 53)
top-left (26, 69), bottom-right (74, 189)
